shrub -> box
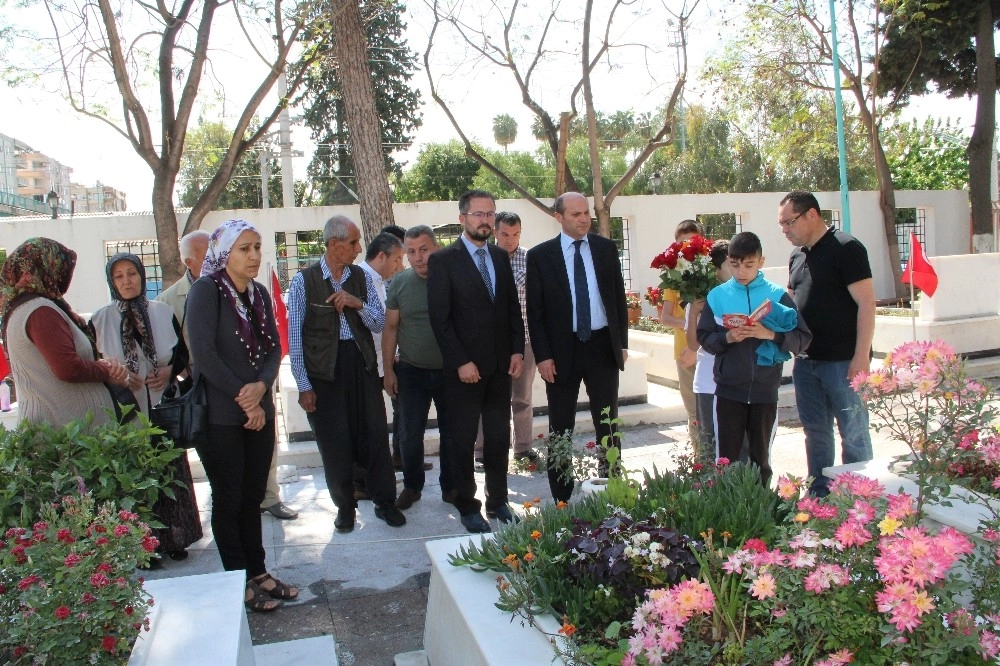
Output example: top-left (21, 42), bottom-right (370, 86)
top-left (0, 413), bottom-right (184, 528)
top-left (0, 493), bottom-right (156, 664)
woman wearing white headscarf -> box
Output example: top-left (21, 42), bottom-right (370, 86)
top-left (187, 219), bottom-right (298, 612)
top-left (91, 252), bottom-right (202, 562)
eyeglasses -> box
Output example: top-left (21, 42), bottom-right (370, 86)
top-left (463, 211), bottom-right (496, 220)
top-left (778, 211), bottom-right (806, 228)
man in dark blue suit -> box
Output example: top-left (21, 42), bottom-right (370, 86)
top-left (427, 190), bottom-right (525, 533)
top-left (526, 192), bottom-right (629, 502)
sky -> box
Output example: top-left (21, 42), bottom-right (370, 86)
top-left (0, 1), bottom-right (983, 212)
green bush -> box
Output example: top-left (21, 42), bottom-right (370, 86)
top-left (0, 412), bottom-right (184, 528)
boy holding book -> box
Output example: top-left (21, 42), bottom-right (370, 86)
top-left (696, 232), bottom-right (811, 485)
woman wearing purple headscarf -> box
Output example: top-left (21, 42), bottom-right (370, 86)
top-left (187, 219), bottom-right (298, 612)
top-left (91, 252), bottom-right (202, 562)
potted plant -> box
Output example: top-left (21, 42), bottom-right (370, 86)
top-left (626, 291), bottom-right (642, 324)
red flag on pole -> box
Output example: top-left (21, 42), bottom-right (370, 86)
top-left (901, 232), bottom-right (938, 297)
top-left (0, 343), bottom-right (10, 382)
top-left (270, 269), bottom-right (289, 358)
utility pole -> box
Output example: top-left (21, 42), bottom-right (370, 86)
top-left (278, 72), bottom-right (295, 208)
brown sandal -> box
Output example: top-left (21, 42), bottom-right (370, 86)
top-left (253, 573), bottom-right (299, 601)
top-left (245, 580), bottom-right (280, 612)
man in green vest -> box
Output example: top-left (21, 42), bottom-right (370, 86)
top-left (287, 215), bottom-right (406, 533)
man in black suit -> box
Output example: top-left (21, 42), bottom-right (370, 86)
top-left (427, 189), bottom-right (525, 533)
top-left (526, 191), bottom-right (629, 502)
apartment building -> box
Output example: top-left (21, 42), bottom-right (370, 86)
top-left (16, 150), bottom-right (72, 205)
top-left (70, 182), bottom-right (127, 213)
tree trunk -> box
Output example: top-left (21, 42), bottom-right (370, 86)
top-left (581, 0), bottom-right (611, 238)
top-left (331, 0), bottom-right (395, 241)
top-left (152, 174), bottom-right (183, 286)
top-left (968, 0), bottom-right (996, 253)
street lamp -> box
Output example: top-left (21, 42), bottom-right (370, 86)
top-left (651, 172), bottom-right (662, 195)
top-left (46, 190), bottom-right (59, 219)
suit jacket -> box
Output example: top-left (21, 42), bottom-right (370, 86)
top-left (526, 233), bottom-right (628, 384)
top-left (427, 239), bottom-right (525, 373)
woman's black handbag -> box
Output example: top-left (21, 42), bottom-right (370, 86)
top-left (150, 375), bottom-right (209, 449)
top-left (105, 383), bottom-right (141, 425)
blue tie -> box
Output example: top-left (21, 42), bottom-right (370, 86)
top-left (573, 240), bottom-right (591, 342)
top-left (476, 247), bottom-right (494, 301)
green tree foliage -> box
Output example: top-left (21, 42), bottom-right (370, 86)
top-left (472, 149), bottom-right (551, 199)
top-left (394, 141), bottom-right (481, 203)
top-left (299, 0), bottom-right (422, 206)
top-left (179, 120), bottom-right (282, 210)
top-left (492, 114), bottom-right (518, 152)
top-left (882, 117), bottom-right (970, 190)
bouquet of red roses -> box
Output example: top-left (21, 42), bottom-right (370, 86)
top-left (650, 234), bottom-right (717, 304)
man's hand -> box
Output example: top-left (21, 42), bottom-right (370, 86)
top-left (298, 390), bottom-right (317, 413)
top-left (622, 349), bottom-right (629, 364)
top-left (383, 368), bottom-right (398, 397)
top-left (457, 361), bottom-right (480, 383)
top-left (326, 290), bottom-right (363, 313)
top-left (847, 354), bottom-right (869, 380)
top-left (236, 381), bottom-right (266, 411)
top-left (537, 359), bottom-right (556, 383)
top-left (678, 347), bottom-right (696, 369)
top-left (508, 354), bottom-right (523, 380)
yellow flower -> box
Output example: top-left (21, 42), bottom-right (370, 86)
top-left (878, 516), bottom-right (902, 536)
top-left (794, 512), bottom-right (810, 523)
top-left (531, 530), bottom-right (542, 540)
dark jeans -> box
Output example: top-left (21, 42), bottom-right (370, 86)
top-left (396, 361), bottom-right (454, 494)
top-left (197, 420), bottom-right (274, 578)
top-left (444, 366), bottom-right (511, 516)
top-left (307, 342), bottom-right (397, 509)
top-left (545, 329), bottom-right (620, 502)
top-left (793, 358), bottom-right (873, 495)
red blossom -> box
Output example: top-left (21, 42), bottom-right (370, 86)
top-left (95, 536), bottom-right (109, 546)
top-left (90, 573), bottom-right (110, 588)
top-left (5, 527), bottom-right (26, 538)
top-left (93, 525), bottom-right (107, 534)
top-left (743, 538), bottom-right (768, 553)
top-left (142, 536), bottom-right (159, 553)
top-left (32, 521), bottom-right (49, 532)
top-left (113, 524), bottom-right (129, 537)
top-left (18, 575), bottom-right (41, 591)
top-left (13, 647), bottom-right (27, 658)
top-left (101, 636), bottom-right (117, 653)
top-left (81, 592), bottom-right (97, 605)
top-left (118, 510), bottom-right (138, 522)
top-left (96, 562), bottom-right (113, 573)
top-left (65, 553), bottom-right (82, 568)
top-left (54, 605), bottom-right (71, 620)
top-left (56, 528), bottom-right (75, 543)
top-left (125, 606), bottom-right (134, 616)
top-left (585, 441), bottom-right (596, 450)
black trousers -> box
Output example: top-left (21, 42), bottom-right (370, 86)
top-left (307, 342), bottom-right (396, 510)
top-left (197, 420), bottom-right (274, 578)
top-left (714, 396), bottom-right (777, 486)
top-left (443, 365), bottom-right (511, 516)
top-left (545, 329), bottom-right (621, 502)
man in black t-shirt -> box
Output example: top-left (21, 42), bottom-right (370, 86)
top-left (781, 191), bottom-right (875, 496)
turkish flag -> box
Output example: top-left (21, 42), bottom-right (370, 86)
top-left (270, 269), bottom-right (289, 358)
top-left (0, 343), bottom-right (10, 381)
top-left (901, 232), bottom-right (938, 297)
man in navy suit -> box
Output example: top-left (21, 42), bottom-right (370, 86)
top-left (427, 190), bottom-right (525, 533)
top-left (526, 192), bottom-right (629, 501)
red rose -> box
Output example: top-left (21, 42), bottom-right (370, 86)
top-left (692, 463), bottom-right (704, 472)
top-left (663, 251), bottom-right (678, 270)
top-left (681, 245), bottom-right (696, 261)
top-left (102, 636), bottom-right (117, 653)
top-left (125, 605), bottom-right (134, 616)
top-left (54, 605), bottom-right (71, 620)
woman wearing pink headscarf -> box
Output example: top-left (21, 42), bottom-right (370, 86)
top-left (187, 219), bottom-right (298, 612)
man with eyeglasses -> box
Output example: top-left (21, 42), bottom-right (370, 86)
top-left (427, 189), bottom-right (525, 533)
top-left (781, 190), bottom-right (875, 497)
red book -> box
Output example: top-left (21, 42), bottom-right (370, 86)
top-left (722, 299), bottom-right (772, 329)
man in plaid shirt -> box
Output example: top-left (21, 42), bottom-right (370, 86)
top-left (490, 211), bottom-right (538, 463)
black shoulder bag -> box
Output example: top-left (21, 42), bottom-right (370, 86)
top-left (150, 293), bottom-right (210, 448)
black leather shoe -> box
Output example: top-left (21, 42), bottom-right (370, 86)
top-left (261, 502), bottom-right (298, 520)
top-left (335, 508), bottom-right (356, 533)
top-left (486, 504), bottom-right (519, 525)
top-left (460, 513), bottom-right (491, 533)
top-left (513, 450), bottom-right (539, 464)
top-left (375, 503), bottom-right (407, 527)
top-left (395, 488), bottom-right (421, 510)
